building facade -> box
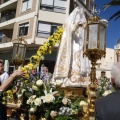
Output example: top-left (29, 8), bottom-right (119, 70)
top-left (96, 48), bottom-right (114, 79)
top-left (0, 0), bottom-right (94, 73)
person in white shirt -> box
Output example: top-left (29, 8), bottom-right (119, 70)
top-left (0, 70), bottom-right (25, 120)
top-left (0, 59), bottom-right (9, 84)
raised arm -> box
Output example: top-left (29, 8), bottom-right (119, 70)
top-left (0, 70), bottom-right (24, 91)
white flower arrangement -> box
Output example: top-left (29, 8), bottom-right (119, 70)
top-left (3, 74), bottom-right (86, 120)
top-left (97, 77), bottom-right (114, 98)
top-left (36, 80), bottom-right (43, 86)
top-left (21, 79), bottom-right (84, 120)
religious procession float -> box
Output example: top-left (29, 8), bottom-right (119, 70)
top-left (0, 7), bottom-right (113, 120)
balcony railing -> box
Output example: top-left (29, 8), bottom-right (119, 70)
top-left (0, 36), bottom-right (12, 43)
top-left (0, 12), bottom-right (15, 23)
top-left (0, 0), bottom-right (10, 5)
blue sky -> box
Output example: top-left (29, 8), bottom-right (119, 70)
top-left (95, 0), bottom-right (120, 48)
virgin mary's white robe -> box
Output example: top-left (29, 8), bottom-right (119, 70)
top-left (53, 7), bottom-right (91, 87)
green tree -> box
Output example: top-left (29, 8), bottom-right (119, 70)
top-left (104, 0), bottom-right (120, 21)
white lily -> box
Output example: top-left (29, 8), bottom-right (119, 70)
top-left (41, 88), bottom-right (58, 103)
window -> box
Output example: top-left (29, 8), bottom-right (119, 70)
top-left (19, 22), bottom-right (29, 36)
top-left (0, 32), bottom-right (3, 43)
top-left (40, 0), bottom-right (67, 13)
top-left (38, 22), bottom-right (51, 38)
top-left (22, 0), bottom-right (32, 12)
top-left (90, 1), bottom-right (94, 12)
top-left (37, 22), bottom-right (61, 38)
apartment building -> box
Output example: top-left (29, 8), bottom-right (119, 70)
top-left (0, 0), bottom-right (94, 73)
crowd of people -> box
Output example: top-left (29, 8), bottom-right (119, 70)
top-left (29, 64), bottom-right (52, 84)
top-left (0, 59), bottom-right (53, 120)
top-left (1, 58), bottom-right (120, 120)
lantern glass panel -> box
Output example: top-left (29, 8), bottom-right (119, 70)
top-left (100, 25), bottom-right (106, 50)
top-left (88, 24), bottom-right (98, 49)
top-left (18, 44), bottom-right (26, 60)
top-left (12, 43), bottom-right (19, 59)
top-left (84, 26), bottom-right (87, 52)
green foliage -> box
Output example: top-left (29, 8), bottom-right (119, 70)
top-left (96, 77), bottom-right (114, 98)
top-left (22, 77), bottom-right (83, 120)
top-left (54, 115), bottom-right (79, 120)
top-left (104, 0), bottom-right (120, 21)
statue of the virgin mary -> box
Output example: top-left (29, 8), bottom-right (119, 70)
top-left (53, 7), bottom-right (91, 87)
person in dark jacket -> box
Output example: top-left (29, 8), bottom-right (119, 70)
top-left (95, 62), bottom-right (120, 120)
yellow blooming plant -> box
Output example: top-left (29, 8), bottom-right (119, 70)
top-left (21, 26), bottom-right (63, 79)
top-left (2, 26), bottom-right (63, 106)
top-left (1, 25), bottom-right (88, 119)
top-left (2, 89), bottom-right (14, 105)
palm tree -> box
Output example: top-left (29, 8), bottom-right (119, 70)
top-left (104, 0), bottom-right (120, 21)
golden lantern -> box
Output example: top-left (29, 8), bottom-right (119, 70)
top-left (83, 16), bottom-right (107, 119)
top-left (10, 37), bottom-right (27, 69)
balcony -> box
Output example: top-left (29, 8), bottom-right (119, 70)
top-left (0, 0), bottom-right (17, 12)
top-left (0, 0), bottom-right (11, 5)
top-left (0, 12), bottom-right (15, 23)
top-left (0, 36), bottom-right (12, 43)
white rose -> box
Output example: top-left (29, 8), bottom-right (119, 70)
top-left (50, 111), bottom-right (57, 118)
top-left (26, 100), bottom-right (30, 104)
top-left (36, 80), bottom-right (43, 86)
top-left (32, 85), bottom-right (39, 91)
top-left (62, 98), bottom-right (68, 105)
top-left (21, 89), bottom-right (26, 94)
top-left (28, 95), bottom-right (36, 104)
top-left (31, 95), bottom-right (36, 99)
top-left (34, 98), bottom-right (41, 106)
top-left (44, 94), bottom-right (54, 103)
top-left (103, 90), bottom-right (112, 96)
top-left (29, 108), bottom-right (35, 113)
top-left (17, 94), bottom-right (22, 98)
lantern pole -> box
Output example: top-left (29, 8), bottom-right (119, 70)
top-left (81, 15), bottom-right (107, 120)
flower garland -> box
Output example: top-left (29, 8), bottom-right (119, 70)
top-left (2, 25), bottom-right (88, 120)
top-left (20, 26), bottom-right (63, 79)
top-left (1, 26), bottom-right (63, 105)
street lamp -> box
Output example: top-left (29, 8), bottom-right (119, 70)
top-left (83, 16), bottom-right (107, 119)
top-left (115, 40), bottom-right (120, 62)
top-left (116, 50), bottom-right (120, 62)
top-left (10, 37), bottom-right (27, 69)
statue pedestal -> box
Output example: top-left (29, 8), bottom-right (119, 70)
top-left (57, 86), bottom-right (87, 98)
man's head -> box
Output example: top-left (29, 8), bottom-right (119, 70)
top-left (0, 59), bottom-right (4, 74)
top-left (31, 68), bottom-right (37, 75)
top-left (111, 62), bottom-right (120, 89)
top-left (44, 67), bottom-right (48, 73)
top-left (101, 71), bottom-right (106, 77)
